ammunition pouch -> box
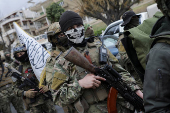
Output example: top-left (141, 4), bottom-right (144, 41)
top-left (82, 85), bottom-right (108, 105)
top-left (74, 97), bottom-right (89, 113)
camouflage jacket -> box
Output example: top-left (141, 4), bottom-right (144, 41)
top-left (5, 58), bottom-right (13, 64)
top-left (12, 61), bottom-right (46, 107)
top-left (51, 41), bottom-right (140, 112)
top-left (0, 64), bottom-right (13, 88)
top-left (44, 45), bottom-right (68, 88)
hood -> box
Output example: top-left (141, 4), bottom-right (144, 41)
top-left (150, 16), bottom-right (170, 38)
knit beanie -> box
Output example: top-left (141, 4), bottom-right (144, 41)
top-left (59, 11), bottom-right (83, 32)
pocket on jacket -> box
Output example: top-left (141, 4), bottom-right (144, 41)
top-left (155, 69), bottom-right (170, 99)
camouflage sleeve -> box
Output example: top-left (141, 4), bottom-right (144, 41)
top-left (44, 57), bottom-right (55, 89)
top-left (118, 41), bottom-right (129, 64)
top-left (8, 63), bottom-right (24, 97)
top-left (108, 49), bottom-right (140, 91)
top-left (51, 57), bottom-right (83, 105)
top-left (12, 79), bottom-right (24, 97)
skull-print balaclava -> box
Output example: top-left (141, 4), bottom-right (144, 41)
top-left (59, 11), bottom-right (86, 45)
top-left (65, 26), bottom-right (85, 44)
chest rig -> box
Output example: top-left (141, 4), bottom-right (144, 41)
top-left (72, 44), bottom-right (109, 112)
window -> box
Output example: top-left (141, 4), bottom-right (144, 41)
top-left (30, 22), bottom-right (33, 25)
top-left (42, 35), bottom-right (46, 39)
top-left (23, 21), bottom-right (27, 26)
top-left (105, 25), bottom-right (119, 35)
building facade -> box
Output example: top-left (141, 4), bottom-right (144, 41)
top-left (0, 10), bottom-right (37, 46)
top-left (29, 0), bottom-right (92, 36)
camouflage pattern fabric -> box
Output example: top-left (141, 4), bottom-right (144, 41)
top-left (0, 63), bottom-right (25, 113)
top-left (51, 40), bottom-right (140, 113)
top-left (44, 49), bottom-right (62, 89)
top-left (47, 22), bottom-right (61, 43)
top-left (0, 92), bottom-right (11, 113)
top-left (48, 22), bottom-right (61, 34)
top-left (29, 99), bottom-right (57, 113)
top-left (12, 61), bottom-right (57, 113)
top-left (0, 86), bottom-right (25, 113)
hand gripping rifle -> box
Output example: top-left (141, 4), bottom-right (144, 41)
top-left (5, 63), bottom-right (52, 103)
top-left (64, 47), bottom-right (144, 111)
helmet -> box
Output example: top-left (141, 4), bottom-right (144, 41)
top-left (4, 51), bottom-right (10, 56)
top-left (47, 22), bottom-right (61, 43)
top-left (156, 0), bottom-right (170, 17)
top-left (4, 51), bottom-right (11, 60)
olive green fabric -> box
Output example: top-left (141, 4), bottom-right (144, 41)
top-left (127, 11), bottom-right (163, 69)
top-left (51, 40), bottom-right (140, 113)
top-left (144, 14), bottom-right (170, 113)
top-left (12, 61), bottom-right (57, 113)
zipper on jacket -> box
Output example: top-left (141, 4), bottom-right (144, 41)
top-left (156, 69), bottom-right (162, 98)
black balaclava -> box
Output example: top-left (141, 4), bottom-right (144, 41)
top-left (14, 51), bottom-right (29, 63)
top-left (124, 18), bottom-right (139, 30)
top-left (5, 55), bottom-right (11, 61)
top-left (59, 11), bottom-right (87, 47)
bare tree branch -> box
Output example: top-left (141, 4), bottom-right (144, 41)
top-left (78, 0), bottom-right (142, 25)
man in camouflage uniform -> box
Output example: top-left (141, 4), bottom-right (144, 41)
top-left (144, 0), bottom-right (170, 112)
top-left (4, 51), bottom-right (13, 64)
top-left (0, 53), bottom-right (25, 113)
top-left (47, 22), bottom-right (69, 52)
top-left (40, 22), bottom-right (69, 93)
top-left (117, 11), bottom-right (143, 89)
top-left (12, 43), bottom-right (57, 113)
top-left (51, 11), bottom-right (143, 113)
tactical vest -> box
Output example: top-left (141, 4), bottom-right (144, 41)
top-left (19, 62), bottom-right (45, 107)
top-left (59, 43), bottom-right (109, 113)
top-left (45, 50), bottom-right (61, 85)
top-left (121, 11), bottom-right (164, 82)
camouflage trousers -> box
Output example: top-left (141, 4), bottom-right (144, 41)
top-left (117, 103), bottom-right (134, 113)
top-left (117, 94), bottom-right (135, 113)
top-left (0, 85), bottom-right (25, 113)
top-left (29, 99), bottom-right (57, 113)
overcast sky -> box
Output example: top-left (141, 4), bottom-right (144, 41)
top-left (0, 0), bottom-right (46, 19)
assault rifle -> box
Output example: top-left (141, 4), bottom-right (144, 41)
top-left (64, 47), bottom-right (144, 111)
top-left (5, 63), bottom-right (52, 103)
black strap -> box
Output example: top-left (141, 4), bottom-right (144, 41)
top-left (121, 33), bottom-right (145, 82)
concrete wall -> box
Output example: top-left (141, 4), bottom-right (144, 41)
top-left (23, 10), bottom-right (37, 19)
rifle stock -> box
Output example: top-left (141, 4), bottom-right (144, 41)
top-left (107, 87), bottom-right (118, 113)
top-left (64, 47), bottom-right (96, 73)
top-left (64, 47), bottom-right (144, 111)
